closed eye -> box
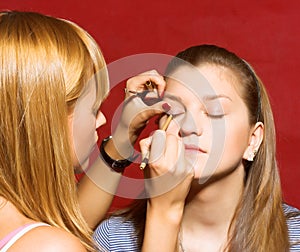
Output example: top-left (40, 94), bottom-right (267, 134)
top-left (206, 113), bottom-right (225, 119)
top-left (204, 100), bottom-right (226, 119)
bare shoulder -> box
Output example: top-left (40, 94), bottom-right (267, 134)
top-left (10, 225), bottom-right (87, 252)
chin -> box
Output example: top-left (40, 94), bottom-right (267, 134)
top-left (188, 161), bottom-right (221, 185)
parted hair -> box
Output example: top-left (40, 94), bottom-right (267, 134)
top-left (0, 11), bottom-right (108, 251)
top-left (117, 45), bottom-right (294, 251)
top-left (166, 45), bottom-right (290, 251)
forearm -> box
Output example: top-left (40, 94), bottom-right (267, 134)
top-left (77, 139), bottom-right (126, 229)
top-left (77, 170), bottom-right (120, 229)
top-left (142, 201), bottom-right (184, 252)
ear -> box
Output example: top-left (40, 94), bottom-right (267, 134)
top-left (243, 122), bottom-right (264, 161)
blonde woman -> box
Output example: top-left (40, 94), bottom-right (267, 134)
top-left (94, 45), bottom-right (300, 251)
top-left (0, 10), bottom-right (113, 251)
top-left (0, 11), bottom-right (185, 251)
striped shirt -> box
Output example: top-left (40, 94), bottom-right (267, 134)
top-left (93, 204), bottom-right (300, 251)
top-left (284, 204), bottom-right (300, 251)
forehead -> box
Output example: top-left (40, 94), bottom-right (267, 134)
top-left (165, 64), bottom-right (241, 102)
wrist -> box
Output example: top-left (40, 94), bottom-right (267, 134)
top-left (147, 200), bottom-right (184, 226)
top-left (99, 136), bottom-right (137, 173)
top-left (112, 125), bottom-right (136, 157)
top-left (104, 136), bottom-right (126, 160)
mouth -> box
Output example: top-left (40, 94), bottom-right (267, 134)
top-left (184, 144), bottom-right (207, 153)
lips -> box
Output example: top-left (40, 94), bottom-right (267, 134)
top-left (184, 144), bottom-right (207, 153)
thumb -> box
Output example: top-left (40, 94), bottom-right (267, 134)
top-left (139, 136), bottom-right (152, 160)
top-left (149, 130), bottom-right (166, 163)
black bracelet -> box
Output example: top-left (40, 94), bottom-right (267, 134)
top-left (100, 136), bottom-right (136, 173)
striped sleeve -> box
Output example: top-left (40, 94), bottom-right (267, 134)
top-left (93, 216), bottom-right (139, 252)
top-left (283, 204), bottom-right (300, 251)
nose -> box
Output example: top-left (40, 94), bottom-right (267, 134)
top-left (96, 111), bottom-right (106, 129)
top-left (179, 111), bottom-right (203, 137)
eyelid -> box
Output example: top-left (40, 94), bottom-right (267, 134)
top-left (204, 106), bottom-right (225, 118)
top-left (204, 100), bottom-right (225, 114)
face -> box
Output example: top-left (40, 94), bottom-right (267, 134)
top-left (162, 64), bottom-right (253, 182)
top-left (68, 79), bottom-right (106, 172)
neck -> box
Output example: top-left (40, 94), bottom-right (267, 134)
top-left (180, 165), bottom-right (245, 251)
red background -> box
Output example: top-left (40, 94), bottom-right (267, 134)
top-left (1, 0), bottom-right (299, 209)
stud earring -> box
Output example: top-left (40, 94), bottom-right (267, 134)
top-left (248, 149), bottom-right (257, 162)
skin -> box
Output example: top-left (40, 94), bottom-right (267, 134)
top-left (0, 65), bottom-right (263, 251)
top-left (75, 70), bottom-right (194, 252)
top-left (0, 198), bottom-right (86, 251)
top-left (165, 65), bottom-right (256, 180)
top-left (76, 70), bottom-right (170, 229)
top-left (0, 81), bottom-right (104, 251)
top-left (68, 79), bottom-right (106, 173)
top-left (141, 64), bottom-right (263, 252)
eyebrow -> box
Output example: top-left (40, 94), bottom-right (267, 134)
top-left (164, 93), bottom-right (232, 103)
top-left (202, 94), bottom-right (232, 102)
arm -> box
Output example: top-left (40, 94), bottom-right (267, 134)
top-left (140, 131), bottom-right (194, 252)
top-left (143, 201), bottom-right (184, 252)
top-left (77, 70), bottom-right (167, 229)
top-left (76, 140), bottom-right (124, 229)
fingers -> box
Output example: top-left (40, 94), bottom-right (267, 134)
top-left (139, 136), bottom-right (152, 160)
top-left (122, 95), bottom-right (171, 129)
top-left (149, 130), bottom-right (167, 165)
top-left (146, 130), bottom-right (180, 175)
top-left (126, 70), bottom-right (166, 97)
top-left (142, 130), bottom-right (193, 199)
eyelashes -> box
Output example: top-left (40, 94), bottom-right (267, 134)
top-left (205, 113), bottom-right (225, 118)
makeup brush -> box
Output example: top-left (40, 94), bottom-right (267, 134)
top-left (140, 113), bottom-right (173, 170)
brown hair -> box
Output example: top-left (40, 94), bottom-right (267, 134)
top-left (0, 11), bottom-right (108, 251)
top-left (116, 45), bottom-right (295, 251)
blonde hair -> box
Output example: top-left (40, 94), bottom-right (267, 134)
top-left (0, 11), bottom-right (108, 251)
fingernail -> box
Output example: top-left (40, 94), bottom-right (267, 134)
top-left (162, 102), bottom-right (171, 112)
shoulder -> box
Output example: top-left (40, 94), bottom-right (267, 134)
top-left (284, 203), bottom-right (300, 228)
top-left (94, 216), bottom-right (137, 239)
top-left (283, 203), bottom-right (300, 214)
top-left (12, 225), bottom-right (86, 252)
top-left (93, 216), bottom-right (139, 252)
top-left (283, 203), bottom-right (300, 250)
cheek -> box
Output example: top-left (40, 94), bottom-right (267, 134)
top-left (73, 115), bottom-right (97, 148)
top-left (221, 117), bottom-right (250, 165)
top-left (70, 114), bottom-right (98, 168)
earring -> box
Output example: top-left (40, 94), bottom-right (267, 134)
top-left (248, 149), bottom-right (257, 162)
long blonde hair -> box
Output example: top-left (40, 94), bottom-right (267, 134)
top-left (0, 11), bottom-right (108, 251)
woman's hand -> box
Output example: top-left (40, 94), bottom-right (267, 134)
top-left (109, 70), bottom-right (169, 159)
top-left (77, 70), bottom-right (168, 228)
top-left (141, 130), bottom-right (194, 216)
top-left (140, 130), bottom-right (194, 252)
